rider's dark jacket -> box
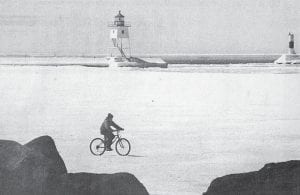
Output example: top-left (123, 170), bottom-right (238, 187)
top-left (100, 118), bottom-right (122, 134)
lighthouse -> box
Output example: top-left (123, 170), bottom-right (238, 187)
top-left (288, 32), bottom-right (296, 54)
top-left (105, 11), bottom-right (168, 68)
top-left (108, 11), bottom-right (131, 59)
top-left (275, 33), bottom-right (300, 64)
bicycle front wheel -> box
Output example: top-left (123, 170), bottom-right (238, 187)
top-left (115, 138), bottom-right (131, 156)
top-left (90, 138), bottom-right (106, 156)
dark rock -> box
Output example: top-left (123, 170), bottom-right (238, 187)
top-left (25, 135), bottom-right (67, 175)
top-left (60, 172), bottom-right (149, 195)
top-left (0, 136), bottom-right (149, 195)
top-left (203, 160), bottom-right (300, 195)
top-left (0, 138), bottom-right (64, 195)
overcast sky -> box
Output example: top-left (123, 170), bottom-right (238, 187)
top-left (0, 0), bottom-right (299, 55)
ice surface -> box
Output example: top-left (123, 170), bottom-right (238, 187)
top-left (0, 56), bottom-right (108, 66)
top-left (0, 55), bottom-right (280, 65)
top-left (0, 64), bottom-right (300, 194)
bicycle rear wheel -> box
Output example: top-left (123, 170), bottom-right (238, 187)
top-left (90, 138), bottom-right (106, 156)
top-left (115, 138), bottom-right (131, 156)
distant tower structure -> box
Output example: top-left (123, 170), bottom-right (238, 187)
top-left (274, 33), bottom-right (300, 64)
top-left (288, 32), bottom-right (296, 54)
top-left (108, 11), bottom-right (131, 59)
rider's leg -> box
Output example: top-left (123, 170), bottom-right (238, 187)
top-left (102, 132), bottom-right (109, 149)
top-left (106, 132), bottom-right (115, 149)
top-left (104, 135), bottom-right (108, 147)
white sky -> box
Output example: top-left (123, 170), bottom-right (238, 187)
top-left (0, 0), bottom-right (299, 55)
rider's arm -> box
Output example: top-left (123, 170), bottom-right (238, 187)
top-left (110, 120), bottom-right (123, 130)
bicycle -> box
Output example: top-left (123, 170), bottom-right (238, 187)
top-left (89, 129), bottom-right (131, 156)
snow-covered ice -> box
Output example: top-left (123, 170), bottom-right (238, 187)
top-left (0, 64), bottom-right (300, 194)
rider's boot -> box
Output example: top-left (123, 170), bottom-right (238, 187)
top-left (106, 146), bottom-right (113, 151)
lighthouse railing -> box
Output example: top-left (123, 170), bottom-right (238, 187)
top-left (108, 22), bottom-right (131, 27)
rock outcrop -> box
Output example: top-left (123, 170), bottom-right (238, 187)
top-left (204, 160), bottom-right (300, 195)
top-left (0, 137), bottom-right (65, 195)
top-left (25, 135), bottom-right (67, 176)
top-left (60, 172), bottom-right (149, 195)
top-left (0, 136), bottom-right (149, 195)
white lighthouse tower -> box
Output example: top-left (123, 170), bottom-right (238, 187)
top-left (105, 11), bottom-right (168, 68)
top-left (288, 32), bottom-right (296, 54)
top-left (275, 33), bottom-right (300, 64)
top-left (108, 11), bottom-right (131, 59)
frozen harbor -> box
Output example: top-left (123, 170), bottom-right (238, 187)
top-left (0, 64), bottom-right (300, 195)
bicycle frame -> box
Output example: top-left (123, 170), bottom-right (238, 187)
top-left (111, 130), bottom-right (122, 144)
top-left (103, 129), bottom-right (122, 145)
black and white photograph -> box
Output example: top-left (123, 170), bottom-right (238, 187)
top-left (0, 0), bottom-right (300, 194)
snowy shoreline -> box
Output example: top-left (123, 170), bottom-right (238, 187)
top-left (0, 54), bottom-right (280, 66)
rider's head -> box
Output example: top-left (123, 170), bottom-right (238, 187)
top-left (107, 113), bottom-right (113, 120)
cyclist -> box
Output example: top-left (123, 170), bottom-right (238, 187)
top-left (100, 113), bottom-right (123, 151)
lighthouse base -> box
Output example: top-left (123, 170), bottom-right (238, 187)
top-left (106, 56), bottom-right (168, 68)
top-left (274, 54), bottom-right (300, 64)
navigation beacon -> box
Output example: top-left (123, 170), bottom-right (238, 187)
top-left (106, 11), bottom-right (168, 68)
top-left (275, 33), bottom-right (300, 64)
top-left (108, 10), bottom-right (131, 59)
top-left (288, 32), bottom-right (296, 55)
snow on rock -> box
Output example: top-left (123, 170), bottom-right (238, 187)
top-left (274, 54), bottom-right (300, 64)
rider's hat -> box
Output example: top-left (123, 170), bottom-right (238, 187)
top-left (107, 113), bottom-right (113, 118)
